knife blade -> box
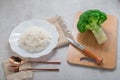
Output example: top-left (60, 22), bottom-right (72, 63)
top-left (57, 16), bottom-right (103, 64)
top-left (66, 37), bottom-right (103, 64)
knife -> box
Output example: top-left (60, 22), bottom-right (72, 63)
top-left (57, 16), bottom-right (103, 64)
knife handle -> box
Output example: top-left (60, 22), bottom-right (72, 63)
top-left (83, 49), bottom-right (103, 64)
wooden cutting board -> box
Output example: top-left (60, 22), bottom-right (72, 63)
top-left (67, 12), bottom-right (117, 69)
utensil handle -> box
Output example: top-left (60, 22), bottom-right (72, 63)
top-left (29, 61), bottom-right (61, 64)
top-left (83, 49), bottom-right (103, 64)
top-left (21, 68), bottom-right (59, 71)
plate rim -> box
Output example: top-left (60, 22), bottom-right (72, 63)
top-left (9, 19), bottom-right (59, 58)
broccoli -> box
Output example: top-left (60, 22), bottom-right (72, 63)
top-left (77, 9), bottom-right (107, 44)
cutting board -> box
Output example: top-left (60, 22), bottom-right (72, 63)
top-left (67, 12), bottom-right (117, 69)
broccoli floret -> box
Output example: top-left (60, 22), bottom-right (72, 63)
top-left (77, 10), bottom-right (107, 44)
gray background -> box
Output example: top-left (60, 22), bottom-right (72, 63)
top-left (0, 0), bottom-right (120, 80)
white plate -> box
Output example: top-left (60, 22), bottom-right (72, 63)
top-left (9, 19), bottom-right (59, 58)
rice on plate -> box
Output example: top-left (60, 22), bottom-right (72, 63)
top-left (9, 20), bottom-right (59, 58)
top-left (18, 27), bottom-right (51, 53)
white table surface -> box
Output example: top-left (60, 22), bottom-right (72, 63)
top-left (0, 0), bottom-right (120, 80)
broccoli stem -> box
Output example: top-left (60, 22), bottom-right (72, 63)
top-left (91, 26), bottom-right (107, 44)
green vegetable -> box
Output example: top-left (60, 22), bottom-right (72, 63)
top-left (77, 9), bottom-right (107, 44)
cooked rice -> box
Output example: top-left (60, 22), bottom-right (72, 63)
top-left (18, 27), bottom-right (51, 53)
